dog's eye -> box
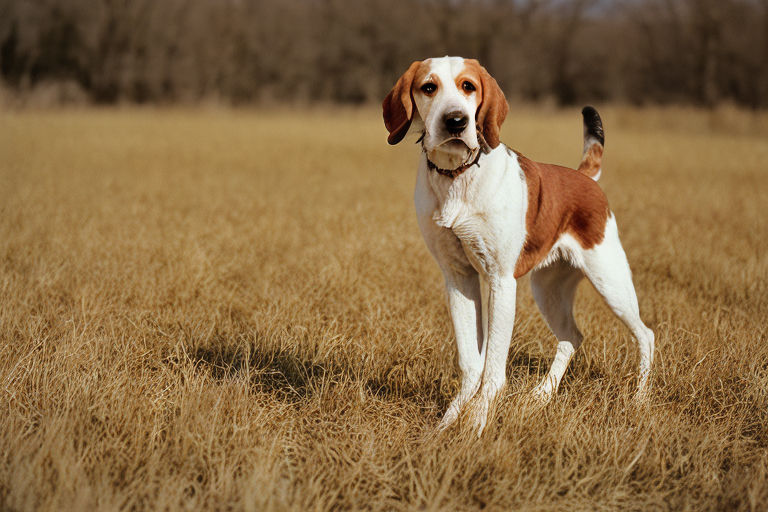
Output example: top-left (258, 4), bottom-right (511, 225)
top-left (420, 83), bottom-right (437, 94)
top-left (462, 81), bottom-right (476, 92)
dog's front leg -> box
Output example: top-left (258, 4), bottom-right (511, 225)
top-left (468, 273), bottom-right (517, 436)
top-left (438, 270), bottom-right (485, 430)
top-left (415, 176), bottom-right (485, 430)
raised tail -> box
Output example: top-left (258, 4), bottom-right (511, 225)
top-left (577, 106), bottom-right (604, 181)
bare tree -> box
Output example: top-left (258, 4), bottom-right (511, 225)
top-left (0, 0), bottom-right (765, 107)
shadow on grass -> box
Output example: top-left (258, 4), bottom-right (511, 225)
top-left (187, 336), bottom-right (332, 403)
top-left (183, 331), bottom-right (555, 409)
top-left (507, 351), bottom-right (550, 378)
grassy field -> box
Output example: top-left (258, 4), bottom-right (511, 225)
top-left (1, 105), bottom-right (767, 511)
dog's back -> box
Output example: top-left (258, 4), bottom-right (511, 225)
top-left (513, 152), bottom-right (610, 278)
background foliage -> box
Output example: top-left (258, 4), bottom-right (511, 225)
top-left (1, 0), bottom-right (768, 107)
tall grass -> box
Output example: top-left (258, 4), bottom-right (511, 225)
top-left (1, 106), bottom-right (767, 510)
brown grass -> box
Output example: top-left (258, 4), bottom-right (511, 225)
top-left (1, 106), bottom-right (767, 511)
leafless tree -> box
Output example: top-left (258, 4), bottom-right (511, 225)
top-left (0, 0), bottom-right (765, 107)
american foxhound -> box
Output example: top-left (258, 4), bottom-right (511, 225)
top-left (382, 57), bottom-right (654, 435)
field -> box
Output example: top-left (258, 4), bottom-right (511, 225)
top-left (1, 105), bottom-right (767, 511)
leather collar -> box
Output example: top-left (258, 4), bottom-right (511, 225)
top-left (426, 150), bottom-right (482, 179)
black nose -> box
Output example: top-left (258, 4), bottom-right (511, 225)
top-left (444, 111), bottom-right (468, 134)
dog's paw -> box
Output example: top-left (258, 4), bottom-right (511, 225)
top-left (467, 401), bottom-right (489, 437)
top-left (633, 384), bottom-right (651, 404)
top-left (530, 382), bottom-right (554, 405)
top-left (437, 406), bottom-right (460, 431)
top-left (466, 385), bottom-right (503, 437)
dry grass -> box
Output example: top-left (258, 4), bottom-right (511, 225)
top-left (1, 105), bottom-right (767, 511)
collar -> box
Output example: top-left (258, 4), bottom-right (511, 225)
top-left (425, 149), bottom-right (482, 179)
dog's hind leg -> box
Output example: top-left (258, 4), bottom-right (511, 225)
top-left (530, 259), bottom-right (584, 401)
top-left (582, 215), bottom-right (655, 398)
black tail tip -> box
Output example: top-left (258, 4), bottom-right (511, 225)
top-left (581, 106), bottom-right (604, 146)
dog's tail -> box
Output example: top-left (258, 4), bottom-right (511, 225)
top-left (577, 106), bottom-right (604, 181)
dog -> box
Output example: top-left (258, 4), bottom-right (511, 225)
top-left (382, 57), bottom-right (654, 435)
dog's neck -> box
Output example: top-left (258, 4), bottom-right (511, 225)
top-left (425, 149), bottom-right (482, 179)
top-left (420, 128), bottom-right (491, 179)
top-left (423, 144), bottom-right (514, 232)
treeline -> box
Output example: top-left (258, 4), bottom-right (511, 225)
top-left (1, 0), bottom-right (767, 107)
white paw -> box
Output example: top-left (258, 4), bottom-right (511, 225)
top-left (467, 384), bottom-right (504, 437)
top-left (438, 406), bottom-right (460, 431)
top-left (467, 400), bottom-right (489, 437)
top-left (531, 383), bottom-right (554, 404)
top-left (634, 383), bottom-right (650, 403)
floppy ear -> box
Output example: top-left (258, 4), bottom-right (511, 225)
top-left (382, 61), bottom-right (422, 145)
top-left (474, 62), bottom-right (508, 150)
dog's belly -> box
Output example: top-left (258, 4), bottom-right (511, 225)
top-left (532, 232), bottom-right (589, 272)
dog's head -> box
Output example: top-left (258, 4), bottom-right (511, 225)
top-left (382, 57), bottom-right (508, 170)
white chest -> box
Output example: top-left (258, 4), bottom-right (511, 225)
top-left (414, 147), bottom-right (528, 278)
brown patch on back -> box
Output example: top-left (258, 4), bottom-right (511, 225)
top-left (577, 143), bottom-right (603, 179)
top-left (513, 151), bottom-right (610, 278)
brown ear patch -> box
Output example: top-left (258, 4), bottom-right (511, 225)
top-left (463, 59), bottom-right (508, 150)
top-left (382, 60), bottom-right (429, 145)
top-left (513, 151), bottom-right (610, 278)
